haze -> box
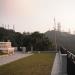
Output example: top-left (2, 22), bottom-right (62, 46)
top-left (0, 0), bottom-right (75, 33)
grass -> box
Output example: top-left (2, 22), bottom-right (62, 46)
top-left (0, 52), bottom-right (55, 75)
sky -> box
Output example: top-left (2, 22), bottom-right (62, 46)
top-left (0, 0), bottom-right (75, 33)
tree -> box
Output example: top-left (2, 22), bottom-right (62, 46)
top-left (30, 32), bottom-right (52, 51)
top-left (22, 34), bottom-right (32, 51)
top-left (0, 27), bottom-right (53, 51)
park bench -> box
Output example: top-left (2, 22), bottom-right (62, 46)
top-left (0, 42), bottom-right (14, 55)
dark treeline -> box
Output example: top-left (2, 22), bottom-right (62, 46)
top-left (0, 27), bottom-right (53, 51)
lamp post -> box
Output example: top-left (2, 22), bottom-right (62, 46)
top-left (54, 18), bottom-right (57, 52)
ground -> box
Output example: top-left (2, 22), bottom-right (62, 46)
top-left (0, 52), bottom-right (55, 75)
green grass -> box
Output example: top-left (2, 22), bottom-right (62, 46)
top-left (0, 53), bottom-right (55, 75)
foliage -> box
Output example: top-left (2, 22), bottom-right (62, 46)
top-left (0, 27), bottom-right (53, 51)
top-left (22, 32), bottom-right (52, 51)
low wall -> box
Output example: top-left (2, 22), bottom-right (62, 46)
top-left (60, 54), bottom-right (67, 74)
top-left (67, 51), bottom-right (75, 75)
top-left (51, 53), bottom-right (67, 75)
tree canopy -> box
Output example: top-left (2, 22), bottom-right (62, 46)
top-left (0, 27), bottom-right (53, 51)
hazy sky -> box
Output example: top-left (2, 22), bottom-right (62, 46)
top-left (0, 0), bottom-right (75, 33)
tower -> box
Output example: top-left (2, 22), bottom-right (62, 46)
top-left (57, 22), bottom-right (61, 32)
top-left (2, 24), bottom-right (4, 28)
top-left (5, 24), bottom-right (6, 29)
top-left (8, 24), bottom-right (9, 29)
top-left (54, 17), bottom-right (57, 52)
top-left (13, 25), bottom-right (15, 31)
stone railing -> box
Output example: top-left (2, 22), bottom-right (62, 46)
top-left (0, 42), bottom-right (14, 55)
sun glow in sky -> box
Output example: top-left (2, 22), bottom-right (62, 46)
top-left (0, 0), bottom-right (75, 33)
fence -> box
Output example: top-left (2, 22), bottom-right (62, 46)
top-left (60, 47), bottom-right (75, 75)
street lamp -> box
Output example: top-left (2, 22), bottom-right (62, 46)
top-left (54, 18), bottom-right (57, 52)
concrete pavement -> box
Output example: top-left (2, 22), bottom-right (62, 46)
top-left (0, 52), bottom-right (33, 65)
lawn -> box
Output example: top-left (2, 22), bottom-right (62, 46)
top-left (0, 52), bottom-right (55, 75)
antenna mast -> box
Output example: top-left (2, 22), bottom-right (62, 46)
top-left (13, 25), bottom-right (15, 31)
top-left (54, 18), bottom-right (57, 52)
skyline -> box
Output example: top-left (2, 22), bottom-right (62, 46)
top-left (0, 23), bottom-right (73, 34)
top-left (0, 0), bottom-right (75, 33)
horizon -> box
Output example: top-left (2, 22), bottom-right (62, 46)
top-left (0, 26), bottom-right (74, 35)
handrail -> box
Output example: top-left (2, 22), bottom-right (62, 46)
top-left (60, 47), bottom-right (75, 75)
top-left (60, 47), bottom-right (75, 63)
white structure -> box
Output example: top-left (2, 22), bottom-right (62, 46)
top-left (22, 47), bottom-right (26, 53)
top-left (0, 42), bottom-right (14, 54)
top-left (51, 53), bottom-right (67, 75)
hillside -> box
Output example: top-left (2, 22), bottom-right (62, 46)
top-left (45, 30), bottom-right (75, 50)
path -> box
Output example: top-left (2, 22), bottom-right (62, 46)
top-left (0, 52), bottom-right (33, 65)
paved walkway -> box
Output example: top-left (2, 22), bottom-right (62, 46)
top-left (51, 53), bottom-right (67, 75)
top-left (0, 52), bottom-right (33, 65)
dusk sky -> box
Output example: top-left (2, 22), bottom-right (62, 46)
top-left (0, 0), bottom-right (75, 33)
